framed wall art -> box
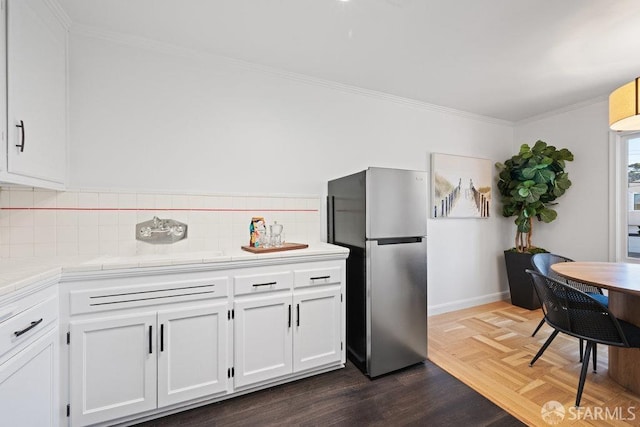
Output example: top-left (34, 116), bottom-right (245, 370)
top-left (431, 153), bottom-right (492, 219)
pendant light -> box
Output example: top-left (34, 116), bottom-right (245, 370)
top-left (610, 77), bottom-right (640, 131)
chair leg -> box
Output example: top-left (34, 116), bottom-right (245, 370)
top-left (576, 341), bottom-right (593, 407)
top-left (530, 329), bottom-right (560, 367)
top-left (532, 318), bottom-right (545, 337)
top-left (593, 343), bottom-right (597, 373)
top-left (579, 338), bottom-right (584, 362)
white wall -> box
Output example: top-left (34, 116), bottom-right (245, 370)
top-left (514, 100), bottom-right (610, 262)
top-left (67, 32), bottom-right (515, 314)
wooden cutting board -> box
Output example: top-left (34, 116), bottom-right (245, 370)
top-left (241, 242), bottom-right (309, 254)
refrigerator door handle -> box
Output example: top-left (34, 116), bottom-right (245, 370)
top-left (327, 195), bottom-right (335, 243)
top-left (375, 237), bottom-right (423, 245)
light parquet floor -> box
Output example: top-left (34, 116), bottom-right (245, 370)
top-left (428, 300), bottom-right (640, 426)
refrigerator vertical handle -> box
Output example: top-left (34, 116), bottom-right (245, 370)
top-left (327, 196), bottom-right (335, 243)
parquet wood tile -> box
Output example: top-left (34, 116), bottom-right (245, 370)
top-left (429, 300), bottom-right (640, 426)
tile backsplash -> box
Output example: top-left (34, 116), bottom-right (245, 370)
top-left (0, 187), bottom-right (321, 258)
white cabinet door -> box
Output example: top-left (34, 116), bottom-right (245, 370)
top-left (0, 328), bottom-right (58, 427)
top-left (157, 303), bottom-right (228, 407)
top-left (70, 313), bottom-right (157, 427)
top-left (293, 287), bottom-right (342, 372)
top-left (6, 0), bottom-right (66, 186)
top-left (234, 294), bottom-right (292, 388)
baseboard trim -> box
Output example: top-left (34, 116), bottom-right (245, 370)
top-left (428, 291), bottom-right (510, 316)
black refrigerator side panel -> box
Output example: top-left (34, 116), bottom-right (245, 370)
top-left (328, 170), bottom-right (368, 373)
top-left (327, 171), bottom-right (366, 248)
top-left (344, 245), bottom-right (367, 373)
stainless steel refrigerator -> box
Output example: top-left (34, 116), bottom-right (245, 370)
top-left (327, 167), bottom-right (427, 378)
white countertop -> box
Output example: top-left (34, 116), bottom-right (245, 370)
top-left (0, 243), bottom-right (349, 299)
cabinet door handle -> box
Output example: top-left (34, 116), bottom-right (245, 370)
top-left (149, 325), bottom-right (153, 354)
top-left (310, 275), bottom-right (330, 281)
top-left (14, 318), bottom-right (43, 337)
top-left (15, 120), bottom-right (25, 152)
top-left (288, 305), bottom-right (291, 328)
top-left (296, 304), bottom-right (300, 326)
top-left (252, 281), bottom-right (276, 287)
top-left (160, 324), bottom-right (164, 352)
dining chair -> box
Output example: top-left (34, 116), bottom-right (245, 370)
top-left (530, 253), bottom-right (608, 365)
top-left (526, 270), bottom-right (640, 407)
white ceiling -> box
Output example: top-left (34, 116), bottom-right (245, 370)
top-left (56, 0), bottom-right (640, 122)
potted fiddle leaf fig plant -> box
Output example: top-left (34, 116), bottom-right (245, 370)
top-left (495, 140), bottom-right (574, 309)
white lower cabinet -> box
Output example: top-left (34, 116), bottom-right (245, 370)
top-left (234, 293), bottom-right (293, 388)
top-left (157, 303), bottom-right (228, 407)
top-left (69, 313), bottom-right (157, 426)
top-left (0, 283), bottom-right (59, 427)
top-left (233, 285), bottom-right (342, 389)
top-left (61, 256), bottom-right (346, 426)
top-left (0, 328), bottom-right (58, 427)
top-left (69, 303), bottom-right (228, 426)
top-left (293, 287), bottom-right (342, 372)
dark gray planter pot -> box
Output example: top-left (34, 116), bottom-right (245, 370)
top-left (503, 250), bottom-right (540, 310)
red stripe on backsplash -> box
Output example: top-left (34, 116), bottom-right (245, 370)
top-left (0, 207), bottom-right (318, 212)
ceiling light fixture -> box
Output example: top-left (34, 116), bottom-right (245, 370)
top-left (610, 77), bottom-right (640, 131)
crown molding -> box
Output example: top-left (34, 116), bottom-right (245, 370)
top-left (69, 24), bottom-right (514, 128)
top-left (43, 0), bottom-right (72, 29)
top-left (514, 95), bottom-right (608, 126)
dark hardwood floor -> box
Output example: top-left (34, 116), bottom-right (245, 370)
top-left (135, 361), bottom-right (523, 426)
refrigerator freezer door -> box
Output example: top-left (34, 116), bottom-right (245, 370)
top-left (366, 238), bottom-right (427, 377)
top-left (366, 168), bottom-right (427, 239)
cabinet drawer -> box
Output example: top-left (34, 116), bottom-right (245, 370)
top-left (234, 271), bottom-right (292, 296)
top-left (0, 295), bottom-right (58, 360)
top-left (294, 266), bottom-right (342, 288)
top-left (70, 276), bottom-right (229, 315)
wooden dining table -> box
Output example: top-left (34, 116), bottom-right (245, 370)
top-left (551, 261), bottom-right (640, 395)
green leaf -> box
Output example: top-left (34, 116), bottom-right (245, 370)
top-left (538, 207), bottom-right (557, 223)
top-left (532, 140), bottom-right (547, 153)
top-left (556, 174), bottom-right (572, 190)
top-left (522, 167), bottom-right (536, 179)
top-left (515, 215), bottom-right (531, 233)
top-left (529, 183), bottom-right (547, 197)
top-left (537, 169), bottom-right (555, 182)
top-left (503, 204), bottom-right (517, 217)
top-left (523, 206), bottom-right (537, 218)
top-left (557, 148), bottom-right (574, 161)
top-left (519, 144), bottom-right (531, 155)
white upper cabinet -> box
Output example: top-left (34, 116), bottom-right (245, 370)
top-left (1, 0), bottom-right (67, 189)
